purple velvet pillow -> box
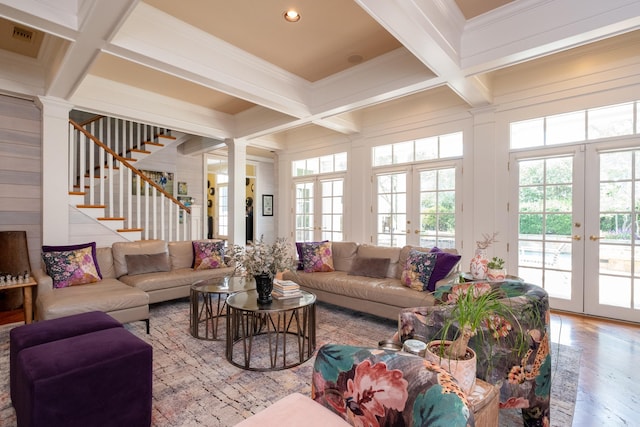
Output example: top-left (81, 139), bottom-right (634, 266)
top-left (42, 242), bottom-right (102, 279)
top-left (295, 240), bottom-right (328, 270)
top-left (428, 247), bottom-right (461, 290)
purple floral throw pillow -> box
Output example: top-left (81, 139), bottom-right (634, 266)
top-left (400, 249), bottom-right (437, 291)
top-left (301, 241), bottom-right (334, 273)
top-left (192, 240), bottom-right (226, 270)
top-left (42, 246), bottom-right (101, 288)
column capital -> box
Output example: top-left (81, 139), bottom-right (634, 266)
top-left (35, 96), bottom-right (73, 117)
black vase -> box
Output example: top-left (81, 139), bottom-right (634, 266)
top-left (254, 273), bottom-right (273, 304)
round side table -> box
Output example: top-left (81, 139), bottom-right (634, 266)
top-left (190, 276), bottom-right (254, 340)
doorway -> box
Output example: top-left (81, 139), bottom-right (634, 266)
top-left (511, 142), bottom-right (640, 323)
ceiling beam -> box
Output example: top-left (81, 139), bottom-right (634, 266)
top-left (355, 0), bottom-right (492, 107)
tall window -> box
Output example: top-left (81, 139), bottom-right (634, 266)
top-left (217, 174), bottom-right (228, 237)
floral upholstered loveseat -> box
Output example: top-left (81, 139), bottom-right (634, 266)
top-left (311, 344), bottom-right (475, 426)
top-left (398, 280), bottom-right (551, 427)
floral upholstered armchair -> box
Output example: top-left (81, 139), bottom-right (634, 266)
top-left (399, 280), bottom-right (551, 427)
top-left (311, 344), bottom-right (475, 427)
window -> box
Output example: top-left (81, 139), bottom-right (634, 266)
top-left (511, 101), bottom-right (638, 149)
top-left (373, 132), bottom-right (463, 166)
top-left (293, 152), bottom-right (346, 177)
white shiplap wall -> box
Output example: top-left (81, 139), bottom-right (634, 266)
top-left (0, 95), bottom-right (42, 271)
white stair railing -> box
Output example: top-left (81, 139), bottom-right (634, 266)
top-left (69, 118), bottom-right (193, 242)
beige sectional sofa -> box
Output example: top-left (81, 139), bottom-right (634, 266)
top-left (282, 242), bottom-right (459, 320)
top-left (34, 239), bottom-right (235, 328)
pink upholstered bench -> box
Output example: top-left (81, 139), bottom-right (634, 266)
top-left (235, 393), bottom-right (350, 427)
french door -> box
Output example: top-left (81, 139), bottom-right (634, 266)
top-left (294, 176), bottom-right (344, 242)
top-left (512, 141), bottom-right (640, 323)
top-left (374, 163), bottom-right (459, 249)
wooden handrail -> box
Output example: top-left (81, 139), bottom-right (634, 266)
top-left (78, 115), bottom-right (105, 127)
top-left (69, 119), bottom-right (191, 214)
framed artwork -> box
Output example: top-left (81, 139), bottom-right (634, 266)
top-left (178, 181), bottom-right (188, 195)
top-left (133, 170), bottom-right (174, 196)
top-left (262, 195), bottom-right (273, 216)
top-left (177, 196), bottom-right (193, 207)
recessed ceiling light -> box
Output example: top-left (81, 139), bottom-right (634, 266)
top-left (284, 10), bottom-right (300, 22)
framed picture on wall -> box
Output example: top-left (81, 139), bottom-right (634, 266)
top-left (262, 195), bottom-right (273, 216)
top-left (178, 182), bottom-right (188, 195)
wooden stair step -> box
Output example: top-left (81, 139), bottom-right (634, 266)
top-left (117, 228), bottom-right (143, 233)
top-left (129, 148), bottom-right (151, 154)
top-left (76, 204), bottom-right (106, 209)
top-left (69, 191), bottom-right (86, 196)
top-left (157, 134), bottom-right (176, 140)
top-left (97, 217), bottom-right (126, 221)
top-left (144, 141), bottom-right (164, 147)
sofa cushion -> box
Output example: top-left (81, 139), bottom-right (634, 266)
top-left (348, 256), bottom-right (390, 279)
top-left (125, 253), bottom-right (171, 276)
top-left (296, 240), bottom-right (328, 270)
top-left (96, 247), bottom-right (116, 279)
top-left (330, 242), bottom-right (358, 272)
top-left (356, 245), bottom-right (401, 278)
top-left (118, 266), bottom-right (235, 293)
top-left (112, 240), bottom-right (167, 278)
top-left (301, 241), bottom-right (335, 273)
top-left (36, 279), bottom-right (149, 320)
top-left (192, 240), bottom-right (226, 270)
top-left (429, 247), bottom-right (461, 289)
top-left (400, 249), bottom-right (438, 291)
top-left (168, 240), bottom-right (193, 269)
top-left (41, 244), bottom-right (102, 289)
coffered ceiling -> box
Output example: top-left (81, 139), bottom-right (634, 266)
top-left (0, 0), bottom-right (638, 152)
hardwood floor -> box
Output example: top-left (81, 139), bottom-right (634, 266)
top-left (1, 308), bottom-right (637, 425)
top-left (549, 311), bottom-right (639, 426)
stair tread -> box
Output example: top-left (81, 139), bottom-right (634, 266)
top-left (129, 148), bottom-right (151, 154)
top-left (97, 217), bottom-right (125, 221)
top-left (69, 191), bottom-right (85, 195)
top-left (117, 228), bottom-right (144, 232)
top-left (157, 134), bottom-right (176, 140)
top-left (77, 204), bottom-right (106, 209)
top-left (144, 141), bottom-right (164, 147)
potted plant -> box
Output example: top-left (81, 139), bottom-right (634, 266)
top-left (486, 257), bottom-right (506, 282)
top-left (230, 236), bottom-right (296, 304)
top-left (424, 282), bottom-right (516, 394)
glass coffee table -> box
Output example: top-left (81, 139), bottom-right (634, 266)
top-left (225, 289), bottom-right (316, 371)
top-left (190, 276), bottom-right (255, 340)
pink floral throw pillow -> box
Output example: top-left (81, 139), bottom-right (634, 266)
top-left (400, 249), bottom-right (437, 291)
top-left (192, 240), bottom-right (226, 270)
top-left (301, 241), bottom-right (334, 273)
top-left (42, 246), bottom-right (101, 288)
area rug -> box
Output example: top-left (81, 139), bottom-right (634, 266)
top-left (0, 299), bottom-right (580, 426)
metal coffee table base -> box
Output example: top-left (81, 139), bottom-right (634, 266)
top-left (226, 299), bottom-right (316, 371)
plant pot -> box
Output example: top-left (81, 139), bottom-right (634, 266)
top-left (424, 340), bottom-right (477, 395)
top-left (487, 268), bottom-right (506, 282)
top-left (254, 273), bottom-right (273, 304)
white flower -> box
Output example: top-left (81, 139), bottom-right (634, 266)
top-left (231, 236), bottom-right (296, 277)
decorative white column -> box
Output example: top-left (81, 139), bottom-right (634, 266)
top-left (226, 138), bottom-right (247, 246)
top-left (36, 97), bottom-right (73, 245)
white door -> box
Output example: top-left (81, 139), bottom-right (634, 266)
top-left (584, 143), bottom-right (640, 323)
top-left (512, 143), bottom-right (640, 322)
top-left (374, 164), bottom-right (458, 248)
top-left (294, 177), bottom-right (344, 242)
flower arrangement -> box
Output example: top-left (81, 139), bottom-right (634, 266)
top-left (230, 236), bottom-right (296, 277)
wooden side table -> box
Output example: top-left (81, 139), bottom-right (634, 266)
top-left (467, 378), bottom-right (500, 427)
top-left (1, 279), bottom-right (37, 324)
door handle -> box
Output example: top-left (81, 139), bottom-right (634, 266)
top-left (415, 230), bottom-right (419, 234)
top-left (572, 235), bottom-right (581, 241)
top-left (590, 235), bottom-right (601, 241)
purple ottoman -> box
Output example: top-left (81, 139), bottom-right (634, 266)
top-left (13, 327), bottom-right (152, 427)
top-left (10, 311), bottom-right (122, 403)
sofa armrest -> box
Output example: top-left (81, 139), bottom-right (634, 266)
top-left (32, 268), bottom-right (53, 295)
top-left (312, 344), bottom-right (474, 426)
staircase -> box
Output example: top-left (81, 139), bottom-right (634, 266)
top-left (68, 116), bottom-right (195, 242)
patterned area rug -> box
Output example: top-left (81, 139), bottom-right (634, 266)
top-left (0, 299), bottom-right (579, 426)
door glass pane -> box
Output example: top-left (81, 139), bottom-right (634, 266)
top-left (295, 182), bottom-right (314, 242)
top-left (419, 167), bottom-right (456, 249)
top-left (320, 178), bottom-right (344, 241)
top-left (376, 172), bottom-right (406, 247)
top-left (517, 157), bottom-right (573, 298)
top-left (597, 150), bottom-right (638, 309)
